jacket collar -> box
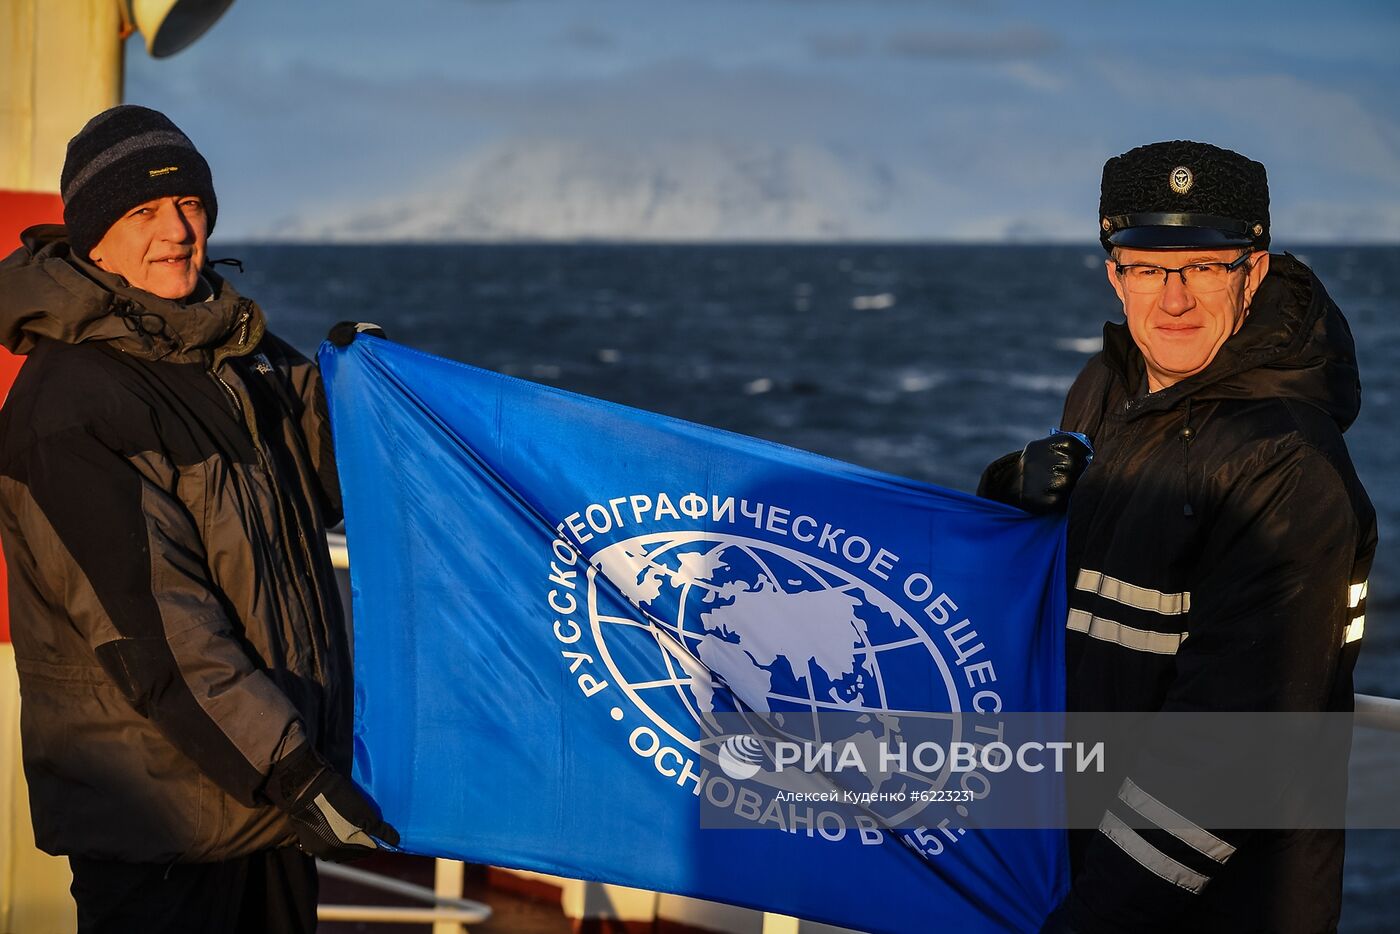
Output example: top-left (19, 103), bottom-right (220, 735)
top-left (0, 224), bottom-right (266, 367)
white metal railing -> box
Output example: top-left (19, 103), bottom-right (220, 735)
top-left (327, 532), bottom-right (349, 571)
top-left (317, 859), bottom-right (491, 930)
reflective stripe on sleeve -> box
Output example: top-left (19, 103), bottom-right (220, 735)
top-left (1067, 609), bottom-right (1187, 655)
top-left (1118, 778), bottom-right (1235, 864)
top-left (1349, 581), bottom-right (1368, 608)
top-left (1345, 616), bottom-right (1365, 645)
top-left (1098, 811), bottom-right (1210, 894)
top-left (1076, 569), bottom-right (1191, 615)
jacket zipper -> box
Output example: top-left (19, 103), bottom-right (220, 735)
top-left (213, 357), bottom-right (329, 734)
top-left (212, 370), bottom-right (241, 415)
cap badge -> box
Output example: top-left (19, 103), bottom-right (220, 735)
top-left (1169, 166), bottom-right (1194, 195)
top-left (1101, 217), bottom-right (1113, 232)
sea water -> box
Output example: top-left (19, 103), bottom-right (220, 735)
top-left (225, 242), bottom-right (1400, 929)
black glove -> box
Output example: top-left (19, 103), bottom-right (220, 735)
top-left (977, 431), bottom-right (1092, 515)
top-left (328, 321), bottom-right (387, 347)
top-left (264, 742), bottom-right (399, 862)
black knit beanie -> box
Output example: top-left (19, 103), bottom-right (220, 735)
top-left (61, 105), bottom-right (218, 259)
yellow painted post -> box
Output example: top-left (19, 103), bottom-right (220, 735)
top-left (2, 5), bottom-right (122, 931)
top-left (0, 0), bottom-right (125, 193)
top-left (432, 859), bottom-right (466, 934)
top-left (0, 643), bottom-right (76, 934)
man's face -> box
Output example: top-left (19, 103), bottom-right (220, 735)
top-left (1105, 246), bottom-right (1271, 392)
top-left (89, 195), bottom-right (209, 301)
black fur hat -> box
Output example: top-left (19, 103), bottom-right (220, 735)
top-left (1099, 140), bottom-right (1268, 252)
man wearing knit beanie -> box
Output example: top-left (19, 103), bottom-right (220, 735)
top-left (980, 142), bottom-right (1373, 933)
top-left (61, 105), bottom-right (217, 260)
top-left (0, 105), bottom-right (396, 933)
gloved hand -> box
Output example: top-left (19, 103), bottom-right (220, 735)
top-left (977, 431), bottom-right (1092, 515)
top-left (328, 321), bottom-right (387, 347)
top-left (264, 742), bottom-right (399, 862)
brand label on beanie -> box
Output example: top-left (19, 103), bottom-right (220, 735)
top-left (148, 165), bottom-right (180, 177)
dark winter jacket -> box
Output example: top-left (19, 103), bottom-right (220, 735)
top-left (0, 226), bottom-right (351, 862)
top-left (1051, 254), bottom-right (1376, 933)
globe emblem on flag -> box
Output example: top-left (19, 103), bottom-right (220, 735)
top-left (587, 532), bottom-right (964, 816)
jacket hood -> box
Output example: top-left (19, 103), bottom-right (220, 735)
top-left (0, 224), bottom-right (265, 366)
top-left (1101, 252), bottom-right (1361, 431)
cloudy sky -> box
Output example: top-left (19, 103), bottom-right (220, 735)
top-left (125, 0), bottom-right (1400, 243)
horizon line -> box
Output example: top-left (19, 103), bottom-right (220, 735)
top-left (209, 237), bottom-right (1400, 249)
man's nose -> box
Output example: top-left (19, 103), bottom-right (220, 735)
top-left (1158, 270), bottom-right (1195, 315)
top-left (156, 200), bottom-right (194, 241)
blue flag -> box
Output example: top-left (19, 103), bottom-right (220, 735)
top-left (320, 337), bottom-right (1069, 933)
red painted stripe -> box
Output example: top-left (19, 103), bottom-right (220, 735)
top-left (0, 189), bottom-right (64, 245)
top-left (0, 189), bottom-right (62, 642)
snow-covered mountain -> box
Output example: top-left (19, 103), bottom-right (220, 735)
top-left (272, 139), bottom-right (948, 242)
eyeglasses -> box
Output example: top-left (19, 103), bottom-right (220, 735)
top-left (1113, 252), bottom-right (1255, 294)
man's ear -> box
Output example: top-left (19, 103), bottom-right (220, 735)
top-left (1104, 256), bottom-right (1126, 304)
top-left (1242, 251), bottom-right (1271, 306)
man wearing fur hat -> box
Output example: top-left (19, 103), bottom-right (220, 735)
top-left (0, 105), bottom-right (395, 932)
top-left (981, 141), bottom-right (1376, 932)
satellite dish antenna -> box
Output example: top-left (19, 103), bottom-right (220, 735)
top-left (127, 0), bottom-right (236, 58)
